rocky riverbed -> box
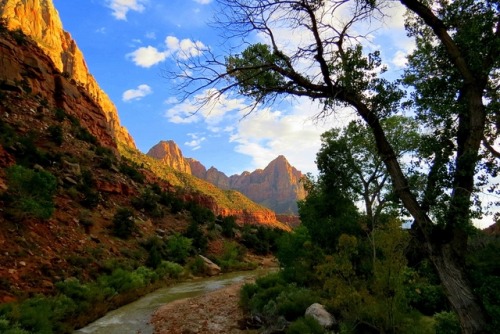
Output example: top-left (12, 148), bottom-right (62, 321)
top-left (151, 281), bottom-right (254, 334)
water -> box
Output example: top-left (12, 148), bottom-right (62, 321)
top-left (74, 269), bottom-right (269, 334)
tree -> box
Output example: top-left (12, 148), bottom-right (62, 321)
top-left (317, 116), bottom-right (420, 226)
top-left (317, 116), bottom-right (420, 265)
top-left (171, 0), bottom-right (499, 331)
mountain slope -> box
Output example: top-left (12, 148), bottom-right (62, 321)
top-left (148, 141), bottom-right (307, 214)
top-left (0, 0), bottom-right (135, 149)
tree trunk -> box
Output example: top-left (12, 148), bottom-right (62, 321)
top-left (429, 241), bottom-right (488, 333)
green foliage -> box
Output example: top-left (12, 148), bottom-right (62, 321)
top-left (434, 311), bottom-right (460, 334)
top-left (298, 175), bottom-right (361, 253)
top-left (215, 241), bottom-right (254, 272)
top-left (286, 316), bottom-right (324, 334)
top-left (77, 169), bottom-right (99, 208)
top-left (5, 165), bottom-right (57, 220)
top-left (48, 125), bottom-right (64, 146)
top-left (186, 201), bottom-right (215, 224)
top-left (277, 225), bottom-right (323, 286)
top-left (226, 43), bottom-right (290, 102)
top-left (132, 189), bottom-right (163, 217)
top-left (219, 215), bottom-right (237, 238)
top-left (155, 261), bottom-right (183, 279)
top-left (165, 233), bottom-right (193, 264)
top-left (184, 220), bottom-right (208, 252)
top-left (119, 159), bottom-right (145, 183)
top-left (241, 224), bottom-right (284, 255)
top-left (112, 207), bottom-right (136, 239)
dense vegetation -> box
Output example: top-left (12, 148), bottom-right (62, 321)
top-left (240, 155), bottom-right (499, 333)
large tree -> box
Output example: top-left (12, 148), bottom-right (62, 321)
top-left (171, 0), bottom-right (499, 332)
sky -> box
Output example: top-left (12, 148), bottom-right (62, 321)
top-left (51, 0), bottom-right (414, 177)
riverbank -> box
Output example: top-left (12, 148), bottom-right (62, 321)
top-left (151, 281), bottom-right (254, 334)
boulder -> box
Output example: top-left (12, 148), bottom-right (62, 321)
top-left (305, 303), bottom-right (336, 329)
top-left (198, 255), bottom-right (221, 276)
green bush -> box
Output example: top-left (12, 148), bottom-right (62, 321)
top-left (275, 287), bottom-right (319, 321)
top-left (220, 215), bottom-right (238, 238)
top-left (119, 160), bottom-right (145, 183)
top-left (132, 189), bottom-right (163, 217)
top-left (286, 316), bottom-right (324, 334)
top-left (166, 233), bottom-right (193, 264)
top-left (155, 261), bottom-right (183, 279)
top-left (112, 208), bottom-right (136, 239)
top-left (48, 125), bottom-right (64, 146)
top-left (5, 165), bottom-right (57, 220)
top-left (434, 311), bottom-right (460, 334)
top-left (216, 241), bottom-right (253, 272)
top-left (184, 220), bottom-right (208, 252)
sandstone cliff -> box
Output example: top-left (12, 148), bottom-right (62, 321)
top-left (147, 141), bottom-right (306, 214)
top-left (0, 25), bottom-right (117, 150)
top-left (147, 140), bottom-right (192, 174)
top-left (0, 0), bottom-right (135, 149)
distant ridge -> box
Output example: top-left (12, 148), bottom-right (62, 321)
top-left (147, 141), bottom-right (306, 214)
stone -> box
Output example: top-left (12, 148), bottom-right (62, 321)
top-left (305, 303), bottom-right (336, 329)
top-left (198, 255), bottom-right (221, 276)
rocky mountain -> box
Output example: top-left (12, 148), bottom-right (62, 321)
top-left (0, 0), bottom-right (135, 149)
top-left (147, 140), bottom-right (192, 174)
top-left (147, 141), bottom-right (306, 214)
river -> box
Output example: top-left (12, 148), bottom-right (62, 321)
top-left (74, 269), bottom-right (270, 334)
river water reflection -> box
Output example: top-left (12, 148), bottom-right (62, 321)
top-left (74, 269), bottom-right (271, 334)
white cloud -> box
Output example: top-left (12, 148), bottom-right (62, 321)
top-left (128, 36), bottom-right (205, 67)
top-left (165, 89), bottom-right (245, 125)
top-left (127, 46), bottom-right (168, 68)
top-left (193, 0), bottom-right (212, 4)
top-left (165, 90), bottom-right (356, 174)
top-left (185, 133), bottom-right (207, 150)
top-left (106, 0), bottom-right (147, 20)
top-left (122, 84), bottom-right (152, 102)
top-left (392, 50), bottom-right (408, 68)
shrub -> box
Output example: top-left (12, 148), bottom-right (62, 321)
top-left (119, 163), bottom-right (144, 183)
top-left (5, 165), bottom-right (57, 220)
top-left (184, 221), bottom-right (208, 252)
top-left (166, 233), bottom-right (193, 264)
top-left (434, 311), bottom-right (460, 334)
top-left (54, 108), bottom-right (66, 122)
top-left (132, 189), bottom-right (163, 217)
top-left (112, 208), bottom-right (136, 239)
top-left (220, 215), bottom-right (238, 238)
top-left (155, 261), bottom-right (183, 279)
top-left (286, 316), bottom-right (324, 334)
top-left (48, 125), bottom-right (63, 146)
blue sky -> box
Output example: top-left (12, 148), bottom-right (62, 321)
top-left (51, 0), bottom-right (414, 177)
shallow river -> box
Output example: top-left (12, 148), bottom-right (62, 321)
top-left (74, 269), bottom-right (270, 334)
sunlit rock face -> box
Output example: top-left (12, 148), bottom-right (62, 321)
top-left (0, 0), bottom-right (135, 149)
top-left (147, 141), bottom-right (193, 174)
top-left (148, 139), bottom-right (306, 214)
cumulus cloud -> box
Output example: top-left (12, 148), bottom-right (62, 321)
top-left (165, 89), bottom-right (246, 125)
top-left (193, 0), bottom-right (213, 4)
top-left (106, 0), bottom-right (147, 20)
top-left (185, 133), bottom-right (207, 150)
top-left (122, 84), bottom-right (152, 102)
top-left (127, 46), bottom-right (168, 68)
top-left (128, 36), bottom-right (206, 68)
top-left (165, 89), bottom-right (355, 174)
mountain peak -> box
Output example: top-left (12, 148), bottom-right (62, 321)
top-left (147, 140), bottom-right (192, 174)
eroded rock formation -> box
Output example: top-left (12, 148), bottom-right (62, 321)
top-left (148, 141), bottom-right (306, 214)
top-left (0, 0), bottom-right (135, 148)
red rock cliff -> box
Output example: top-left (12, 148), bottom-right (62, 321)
top-left (147, 141), bottom-right (192, 174)
top-left (0, 0), bottom-right (135, 149)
